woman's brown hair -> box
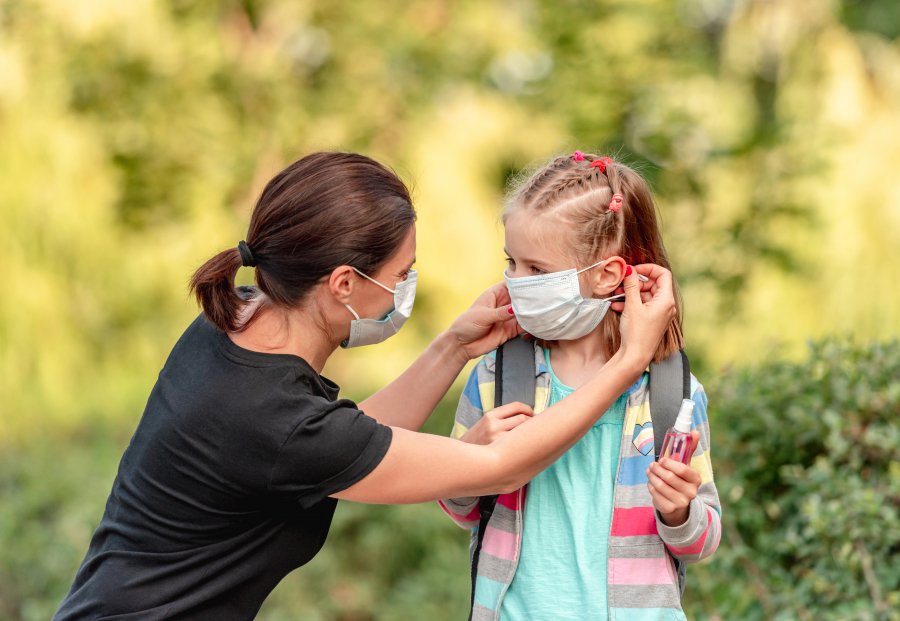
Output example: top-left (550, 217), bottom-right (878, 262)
top-left (190, 152), bottom-right (416, 332)
top-left (504, 152), bottom-right (683, 362)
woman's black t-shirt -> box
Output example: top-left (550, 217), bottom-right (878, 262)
top-left (54, 312), bottom-right (393, 620)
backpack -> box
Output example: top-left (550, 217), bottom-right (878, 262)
top-left (468, 337), bottom-right (690, 617)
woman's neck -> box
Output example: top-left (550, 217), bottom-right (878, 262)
top-left (547, 329), bottom-right (611, 389)
top-left (228, 299), bottom-right (337, 374)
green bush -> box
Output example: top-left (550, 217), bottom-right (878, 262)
top-left (686, 340), bottom-right (900, 620)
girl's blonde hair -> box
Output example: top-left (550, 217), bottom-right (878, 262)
top-left (503, 152), bottom-right (683, 363)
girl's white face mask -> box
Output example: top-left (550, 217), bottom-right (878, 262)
top-left (341, 268), bottom-right (417, 348)
top-left (504, 259), bottom-right (623, 341)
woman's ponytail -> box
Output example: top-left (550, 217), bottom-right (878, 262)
top-left (189, 247), bottom-right (246, 333)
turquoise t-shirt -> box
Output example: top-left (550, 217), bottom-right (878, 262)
top-left (499, 348), bottom-right (626, 620)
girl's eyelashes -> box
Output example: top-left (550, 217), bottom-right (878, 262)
top-left (505, 256), bottom-right (548, 275)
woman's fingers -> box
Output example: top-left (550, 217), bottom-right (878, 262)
top-left (609, 286), bottom-right (653, 312)
top-left (634, 263), bottom-right (673, 289)
top-left (448, 283), bottom-right (524, 358)
top-left (617, 263), bottom-right (676, 367)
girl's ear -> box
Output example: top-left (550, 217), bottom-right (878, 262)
top-left (589, 256), bottom-right (626, 296)
top-left (328, 266), bottom-right (357, 304)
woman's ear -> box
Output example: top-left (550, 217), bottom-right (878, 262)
top-left (328, 266), bottom-right (356, 304)
top-left (589, 256), bottom-right (626, 296)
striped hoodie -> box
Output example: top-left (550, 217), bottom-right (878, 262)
top-left (438, 344), bottom-right (721, 620)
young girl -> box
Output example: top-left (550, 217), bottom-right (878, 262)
top-left (439, 152), bottom-right (721, 620)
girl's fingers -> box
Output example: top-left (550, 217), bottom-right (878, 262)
top-left (649, 461), bottom-right (701, 494)
top-left (501, 413), bottom-right (534, 431)
top-left (647, 485), bottom-right (678, 514)
top-left (647, 472), bottom-right (690, 506)
top-left (489, 402), bottom-right (534, 420)
top-left (657, 460), bottom-right (702, 486)
top-left (690, 430), bottom-right (701, 455)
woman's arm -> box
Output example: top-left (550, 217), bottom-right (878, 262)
top-left (333, 348), bottom-right (642, 504)
top-left (334, 265), bottom-right (675, 504)
top-left (358, 284), bottom-right (519, 430)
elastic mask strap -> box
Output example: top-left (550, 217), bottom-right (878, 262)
top-left (344, 304), bottom-right (361, 320)
top-left (574, 259), bottom-right (623, 303)
top-left (575, 258), bottom-right (608, 275)
top-left (351, 267), bottom-right (395, 294)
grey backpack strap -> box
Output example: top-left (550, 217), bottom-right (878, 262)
top-left (649, 349), bottom-right (691, 459)
top-left (494, 336), bottom-right (537, 409)
top-left (470, 337), bottom-right (537, 621)
top-left (649, 348), bottom-right (691, 599)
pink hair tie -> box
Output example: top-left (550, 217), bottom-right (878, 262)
top-left (608, 193), bottom-right (624, 212)
top-left (572, 150), bottom-right (585, 162)
top-left (590, 156), bottom-right (614, 173)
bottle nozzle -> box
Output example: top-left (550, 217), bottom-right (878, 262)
top-left (674, 399), bottom-right (695, 433)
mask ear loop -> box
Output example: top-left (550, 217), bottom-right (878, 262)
top-left (575, 259), bottom-right (648, 303)
top-left (575, 258), bottom-right (608, 275)
top-left (351, 267), bottom-right (396, 294)
top-left (574, 259), bottom-right (621, 303)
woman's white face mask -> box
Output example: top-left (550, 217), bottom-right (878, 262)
top-left (341, 268), bottom-right (417, 348)
top-left (504, 259), bottom-right (623, 341)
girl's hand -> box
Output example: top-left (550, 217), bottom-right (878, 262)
top-left (617, 264), bottom-right (677, 370)
top-left (646, 431), bottom-right (701, 526)
top-left (458, 402), bottom-right (535, 445)
top-left (447, 283), bottom-right (522, 360)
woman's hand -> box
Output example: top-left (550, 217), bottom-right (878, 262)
top-left (616, 264), bottom-right (677, 370)
top-left (446, 283), bottom-right (522, 360)
top-left (647, 431), bottom-right (701, 526)
top-left (458, 402), bottom-right (534, 445)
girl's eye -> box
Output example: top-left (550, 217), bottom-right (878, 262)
top-left (504, 257), bottom-right (515, 268)
top-left (530, 266), bottom-right (546, 275)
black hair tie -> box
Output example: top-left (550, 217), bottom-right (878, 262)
top-left (237, 240), bottom-right (256, 267)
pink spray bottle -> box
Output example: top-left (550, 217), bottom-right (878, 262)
top-left (659, 399), bottom-right (696, 464)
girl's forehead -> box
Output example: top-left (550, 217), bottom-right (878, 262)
top-left (504, 209), bottom-right (574, 264)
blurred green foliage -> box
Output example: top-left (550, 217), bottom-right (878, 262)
top-left (687, 339), bottom-right (900, 620)
top-left (1, 0), bottom-right (899, 619)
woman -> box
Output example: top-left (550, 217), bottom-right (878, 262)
top-left (54, 152), bottom-right (676, 620)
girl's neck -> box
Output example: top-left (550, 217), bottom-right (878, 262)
top-left (547, 329), bottom-right (611, 389)
top-left (228, 299), bottom-right (337, 374)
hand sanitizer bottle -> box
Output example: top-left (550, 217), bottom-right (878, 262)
top-left (659, 399), bottom-right (696, 464)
